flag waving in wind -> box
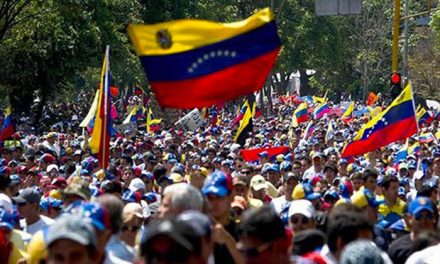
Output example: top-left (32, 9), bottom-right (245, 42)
top-left (234, 95), bottom-right (256, 146)
top-left (90, 46), bottom-right (112, 169)
top-left (0, 106), bottom-right (14, 141)
top-left (341, 83), bottom-right (418, 158)
top-left (128, 8), bottom-right (281, 109)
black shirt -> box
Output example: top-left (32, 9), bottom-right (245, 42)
top-left (388, 233), bottom-right (413, 264)
top-left (213, 217), bottom-right (239, 264)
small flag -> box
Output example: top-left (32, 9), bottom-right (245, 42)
top-left (128, 8), bottom-right (281, 109)
top-left (123, 106), bottom-right (139, 124)
top-left (146, 107), bottom-right (162, 134)
top-left (303, 121), bottom-right (315, 140)
top-left (419, 132), bottom-right (435, 143)
top-left (394, 139), bottom-right (409, 164)
top-left (341, 83), bottom-right (418, 158)
top-left (366, 92), bottom-right (379, 106)
top-left (0, 106), bottom-right (14, 141)
top-left (80, 90), bottom-right (100, 128)
top-left (342, 102), bottom-right (354, 118)
top-left (234, 95), bottom-right (256, 146)
top-left (313, 102), bottom-right (330, 119)
top-left (408, 142), bottom-right (421, 155)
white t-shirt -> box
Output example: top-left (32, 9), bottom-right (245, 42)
top-left (302, 166), bottom-right (324, 181)
top-left (406, 243), bottom-right (440, 264)
top-left (20, 215), bottom-right (54, 235)
top-left (270, 196), bottom-right (291, 215)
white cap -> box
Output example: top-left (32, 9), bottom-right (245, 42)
top-left (46, 164), bottom-right (59, 173)
top-left (128, 178), bottom-right (146, 192)
top-left (250, 175), bottom-right (268, 191)
top-left (288, 199), bottom-right (316, 219)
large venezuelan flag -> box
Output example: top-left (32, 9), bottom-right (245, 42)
top-left (90, 46), bottom-right (112, 169)
top-left (341, 83), bottom-right (418, 158)
top-left (128, 8), bottom-right (281, 109)
top-left (0, 106), bottom-right (14, 141)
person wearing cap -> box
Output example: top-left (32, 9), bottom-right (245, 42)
top-left (231, 175), bottom-right (263, 209)
top-left (323, 162), bottom-right (338, 187)
top-left (407, 170), bottom-right (426, 203)
top-left (0, 207), bottom-right (28, 264)
top-left (14, 187), bottom-right (54, 235)
top-left (120, 203), bottom-right (145, 251)
top-left (420, 158), bottom-right (439, 187)
top-left (43, 132), bottom-right (60, 157)
top-left (258, 151), bottom-right (269, 166)
top-left (157, 183), bottom-right (203, 218)
top-left (398, 163), bottom-right (409, 179)
top-left (176, 210), bottom-right (214, 264)
top-left (139, 218), bottom-right (207, 264)
top-left (351, 188), bottom-right (390, 251)
top-left (264, 163), bottom-right (282, 190)
top-left (377, 175), bottom-right (406, 229)
top-left (270, 172), bottom-right (299, 226)
top-left (73, 202), bottom-right (119, 264)
top-left (39, 196), bottom-right (63, 219)
top-left (121, 166), bottom-right (135, 189)
top-left (62, 182), bottom-right (90, 208)
top-left (46, 215), bottom-right (98, 264)
top-left (292, 183), bottom-right (321, 209)
top-left (249, 175), bottom-right (270, 204)
top-left (388, 197), bottom-right (437, 264)
top-left (288, 199), bottom-right (317, 233)
top-left (302, 152), bottom-right (324, 181)
top-left (202, 171), bottom-right (244, 264)
top-left (337, 158), bottom-right (349, 178)
top-left (237, 206), bottom-right (291, 264)
top-left (46, 164), bottom-right (59, 179)
top-left (188, 165), bottom-right (208, 190)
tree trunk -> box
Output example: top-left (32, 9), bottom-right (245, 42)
top-left (299, 69), bottom-right (311, 96)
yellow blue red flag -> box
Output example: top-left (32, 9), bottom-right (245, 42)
top-left (127, 8), bottom-right (280, 109)
top-left (341, 83), bottom-right (418, 158)
top-left (90, 46), bottom-right (112, 169)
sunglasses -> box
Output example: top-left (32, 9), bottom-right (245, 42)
top-left (290, 216), bottom-right (310, 225)
top-left (122, 225), bottom-right (140, 232)
top-left (237, 241), bottom-right (273, 257)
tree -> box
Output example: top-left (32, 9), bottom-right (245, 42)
top-left (0, 0), bottom-right (32, 43)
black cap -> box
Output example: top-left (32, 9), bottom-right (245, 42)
top-left (292, 229), bottom-right (326, 256)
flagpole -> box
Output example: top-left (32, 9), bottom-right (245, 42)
top-left (102, 45), bottom-right (110, 169)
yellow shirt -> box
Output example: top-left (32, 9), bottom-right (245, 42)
top-left (378, 197), bottom-right (406, 217)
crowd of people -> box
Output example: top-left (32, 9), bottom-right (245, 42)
top-left (0, 90), bottom-right (440, 264)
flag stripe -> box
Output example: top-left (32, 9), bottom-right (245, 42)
top-left (140, 21), bottom-right (279, 81)
top-left (342, 117), bottom-right (418, 157)
top-left (150, 49), bottom-right (279, 108)
top-left (360, 100), bottom-right (414, 140)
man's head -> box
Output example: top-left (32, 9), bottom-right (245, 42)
top-left (361, 168), bottom-right (378, 192)
top-left (288, 199), bottom-right (316, 233)
top-left (326, 204), bottom-right (374, 260)
top-left (249, 175), bottom-right (268, 201)
top-left (158, 183), bottom-right (203, 218)
top-left (238, 206), bottom-right (290, 264)
top-left (351, 189), bottom-right (384, 222)
top-left (202, 171), bottom-right (233, 221)
top-left (13, 187), bottom-right (41, 219)
top-left (232, 175), bottom-right (250, 198)
top-left (283, 173), bottom-right (299, 198)
top-left (140, 218), bottom-right (204, 264)
top-left (46, 215), bottom-right (98, 264)
top-left (408, 197), bottom-right (436, 236)
top-left (381, 175), bottom-right (399, 202)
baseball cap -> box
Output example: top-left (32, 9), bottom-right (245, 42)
top-left (46, 215), bottom-right (96, 249)
top-left (63, 183), bottom-right (91, 201)
top-left (38, 153), bottom-right (56, 164)
top-left (283, 172), bottom-right (299, 182)
top-left (250, 175), bottom-right (268, 191)
top-left (398, 163), bottom-right (408, 171)
top-left (288, 199), bottom-right (316, 219)
top-left (408, 196), bottom-right (434, 217)
top-left (128, 178), bottom-right (146, 193)
top-left (202, 171), bottom-right (232, 197)
top-left (13, 187), bottom-right (41, 204)
top-left (231, 196), bottom-right (247, 210)
top-left (233, 175), bottom-right (249, 187)
top-left (9, 174), bottom-right (21, 186)
top-left (141, 218), bottom-right (200, 254)
top-left (292, 183), bottom-right (321, 200)
top-left (75, 202), bottom-right (111, 231)
top-left (143, 192), bottom-right (158, 204)
top-left (122, 190), bottom-right (142, 203)
top-left (123, 202), bottom-right (147, 222)
top-left (258, 151), bottom-right (269, 158)
top-left (177, 210), bottom-right (212, 237)
top-left (46, 164), bottom-right (59, 173)
top-left (39, 197), bottom-right (63, 212)
top-left (351, 189), bottom-right (384, 208)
